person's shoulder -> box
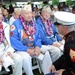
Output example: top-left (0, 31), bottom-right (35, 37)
top-left (10, 16), bottom-right (14, 20)
top-left (13, 19), bottom-right (21, 25)
top-left (12, 19), bottom-right (22, 29)
top-left (14, 19), bottom-right (20, 23)
top-left (2, 21), bottom-right (9, 27)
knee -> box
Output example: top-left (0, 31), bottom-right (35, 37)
top-left (13, 54), bottom-right (22, 65)
top-left (55, 48), bottom-right (61, 55)
top-left (23, 55), bottom-right (31, 62)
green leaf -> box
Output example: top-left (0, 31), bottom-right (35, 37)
top-left (66, 0), bottom-right (73, 6)
top-left (52, 0), bottom-right (59, 6)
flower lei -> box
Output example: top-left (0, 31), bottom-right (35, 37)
top-left (19, 16), bottom-right (36, 36)
top-left (0, 22), bottom-right (5, 44)
top-left (41, 16), bottom-right (53, 35)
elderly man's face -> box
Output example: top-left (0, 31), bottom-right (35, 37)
top-left (22, 11), bottom-right (32, 22)
top-left (42, 11), bottom-right (50, 20)
top-left (14, 11), bottom-right (21, 18)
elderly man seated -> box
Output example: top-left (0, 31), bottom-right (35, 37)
top-left (36, 5), bottom-right (64, 73)
top-left (0, 8), bottom-right (22, 75)
top-left (10, 4), bottom-right (51, 75)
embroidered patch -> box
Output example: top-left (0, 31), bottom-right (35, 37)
top-left (29, 36), bottom-right (33, 41)
top-left (70, 48), bottom-right (75, 62)
top-left (10, 32), bottom-right (13, 36)
top-left (22, 30), bottom-right (28, 40)
top-left (10, 25), bottom-right (15, 31)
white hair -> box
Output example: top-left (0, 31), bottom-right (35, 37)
top-left (42, 5), bottom-right (52, 13)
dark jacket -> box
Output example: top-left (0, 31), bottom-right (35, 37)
top-left (53, 31), bottom-right (75, 75)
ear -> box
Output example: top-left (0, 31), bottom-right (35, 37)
top-left (21, 14), bottom-right (23, 17)
top-left (62, 26), bottom-right (67, 30)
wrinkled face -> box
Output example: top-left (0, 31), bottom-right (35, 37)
top-left (14, 11), bottom-right (21, 18)
top-left (42, 11), bottom-right (50, 20)
top-left (70, 48), bottom-right (75, 62)
top-left (22, 10), bottom-right (32, 22)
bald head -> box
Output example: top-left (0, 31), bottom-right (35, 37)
top-left (14, 8), bottom-right (21, 18)
top-left (21, 11), bottom-right (32, 22)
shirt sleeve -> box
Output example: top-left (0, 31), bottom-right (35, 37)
top-left (34, 23), bottom-right (42, 48)
top-left (10, 21), bottom-right (28, 51)
top-left (53, 55), bottom-right (65, 70)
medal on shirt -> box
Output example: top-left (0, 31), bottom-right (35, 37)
top-left (28, 36), bottom-right (34, 48)
top-left (29, 36), bottom-right (33, 41)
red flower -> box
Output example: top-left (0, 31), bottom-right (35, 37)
top-left (10, 32), bottom-right (13, 36)
top-left (0, 25), bottom-right (3, 29)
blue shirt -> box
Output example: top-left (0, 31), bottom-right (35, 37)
top-left (10, 19), bottom-right (42, 52)
top-left (36, 17), bottom-right (62, 45)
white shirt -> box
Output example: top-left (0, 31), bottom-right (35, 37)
top-left (9, 16), bottom-right (16, 25)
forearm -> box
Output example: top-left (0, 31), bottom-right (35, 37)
top-left (53, 55), bottom-right (65, 70)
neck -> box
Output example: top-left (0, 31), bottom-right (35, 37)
top-left (42, 16), bottom-right (47, 22)
top-left (25, 20), bottom-right (31, 24)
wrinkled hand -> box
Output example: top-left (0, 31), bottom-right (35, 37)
top-left (34, 47), bottom-right (41, 56)
top-left (6, 52), bottom-right (12, 58)
top-left (50, 65), bottom-right (55, 73)
top-left (27, 49), bottom-right (35, 56)
top-left (59, 41), bottom-right (64, 45)
top-left (53, 43), bottom-right (60, 48)
top-left (0, 58), bottom-right (4, 65)
top-left (55, 69), bottom-right (65, 75)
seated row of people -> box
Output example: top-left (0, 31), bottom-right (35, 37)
top-left (0, 5), bottom-right (64, 75)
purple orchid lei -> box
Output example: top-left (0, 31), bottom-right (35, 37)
top-left (19, 15), bottom-right (36, 36)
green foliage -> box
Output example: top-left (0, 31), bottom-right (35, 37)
top-left (52, 0), bottom-right (59, 6)
top-left (66, 0), bottom-right (73, 6)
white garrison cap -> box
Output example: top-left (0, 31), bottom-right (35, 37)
top-left (54, 11), bottom-right (75, 25)
top-left (23, 4), bottom-right (32, 12)
top-left (14, 8), bottom-right (21, 12)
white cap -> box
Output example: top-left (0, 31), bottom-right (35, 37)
top-left (23, 4), bottom-right (32, 12)
top-left (14, 8), bottom-right (21, 12)
top-left (54, 11), bottom-right (75, 25)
